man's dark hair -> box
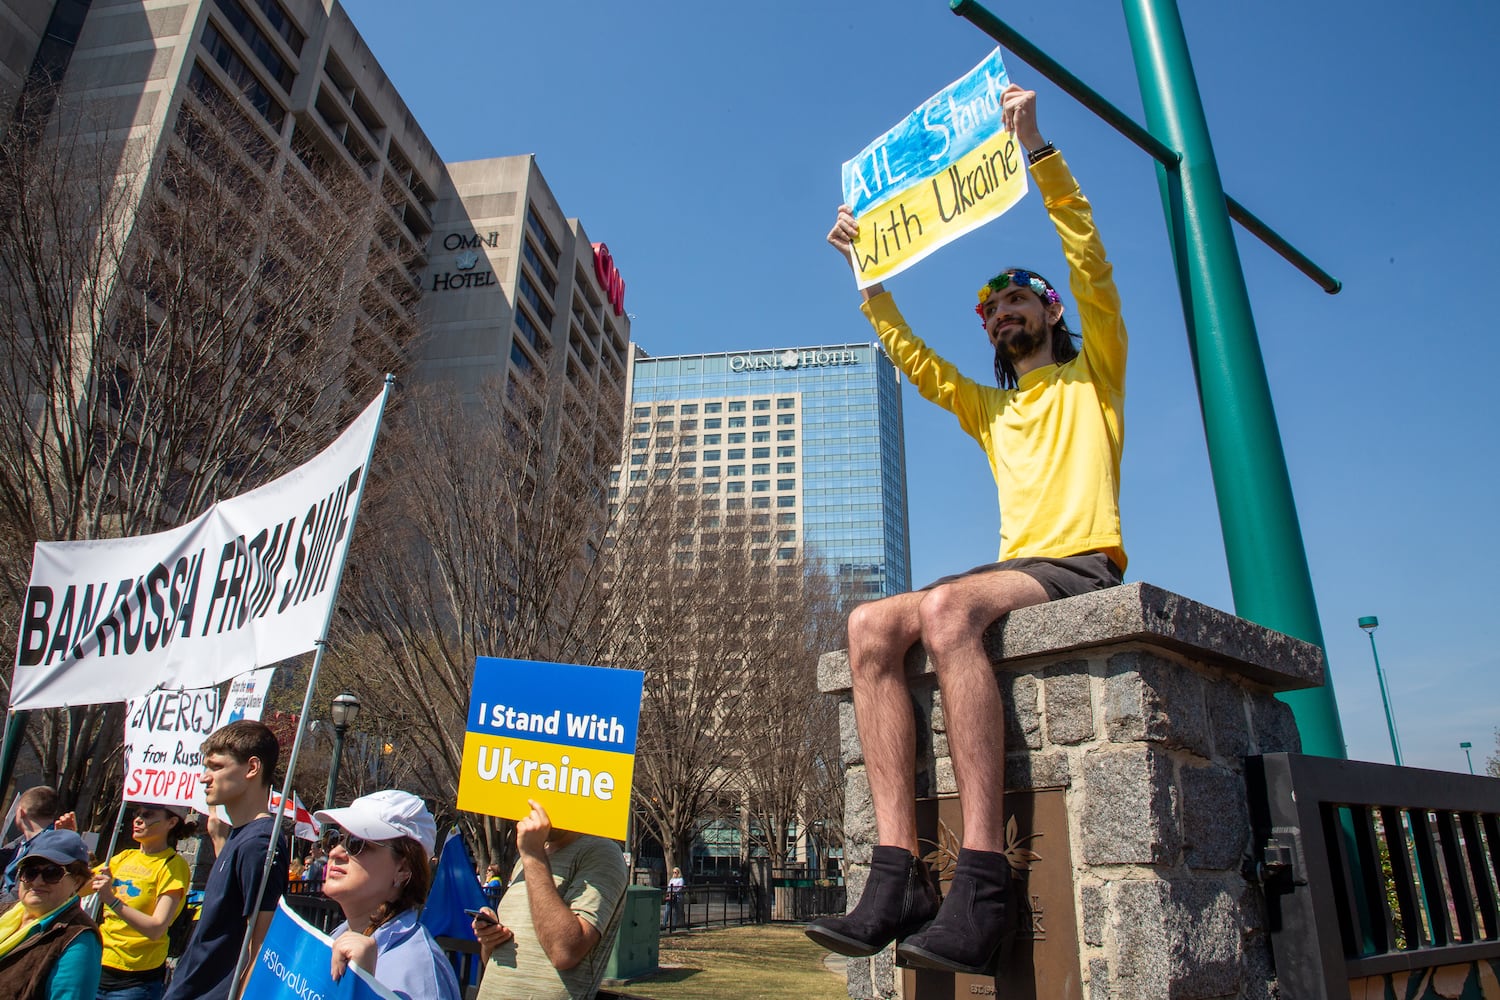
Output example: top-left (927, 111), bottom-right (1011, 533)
top-left (15, 786), bottom-right (60, 823)
top-left (202, 720), bottom-right (280, 788)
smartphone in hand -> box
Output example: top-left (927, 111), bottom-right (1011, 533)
top-left (465, 908), bottom-right (497, 927)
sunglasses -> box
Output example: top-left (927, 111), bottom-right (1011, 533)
top-left (322, 827), bottom-right (391, 858)
top-left (17, 862), bottom-right (67, 885)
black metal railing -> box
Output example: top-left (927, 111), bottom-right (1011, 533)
top-left (1248, 753), bottom-right (1500, 998)
top-left (657, 882), bottom-right (763, 934)
top-left (767, 866), bottom-right (846, 924)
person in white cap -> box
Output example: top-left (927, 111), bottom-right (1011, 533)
top-left (315, 789), bottom-right (461, 1000)
top-left (89, 801), bottom-right (194, 998)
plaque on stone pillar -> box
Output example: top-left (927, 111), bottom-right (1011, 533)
top-left (902, 790), bottom-right (1082, 1000)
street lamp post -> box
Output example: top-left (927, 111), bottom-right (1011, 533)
top-left (1358, 617), bottom-right (1403, 766)
top-left (323, 692), bottom-right (361, 810)
top-left (1461, 741), bottom-right (1474, 775)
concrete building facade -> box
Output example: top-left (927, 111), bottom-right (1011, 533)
top-left (2, 0), bottom-right (628, 453)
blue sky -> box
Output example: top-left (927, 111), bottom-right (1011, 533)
top-left (344, 0), bottom-right (1500, 774)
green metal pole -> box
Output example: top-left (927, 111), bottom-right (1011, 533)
top-left (1358, 618), bottom-right (1403, 765)
top-left (1119, 0), bottom-right (1346, 758)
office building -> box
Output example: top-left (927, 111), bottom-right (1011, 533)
top-left (2, 0), bottom-right (628, 460)
top-left (618, 342), bottom-right (911, 600)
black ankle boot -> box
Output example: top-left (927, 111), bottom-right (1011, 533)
top-left (805, 845), bottom-right (940, 957)
top-left (896, 847), bottom-right (1013, 975)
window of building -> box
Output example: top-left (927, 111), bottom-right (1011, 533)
top-left (680, 419), bottom-right (697, 430)
top-left (630, 454), bottom-right (645, 466)
top-left (703, 482), bottom-right (720, 494)
top-left (777, 496), bottom-right (796, 508)
top-left (681, 435), bottom-right (697, 447)
top-left (729, 433), bottom-right (745, 443)
top-left (705, 402), bottom-right (722, 413)
top-left (657, 405), bottom-right (674, 415)
top-left (777, 397), bottom-right (795, 408)
top-left (679, 468), bottom-right (696, 478)
top-left (704, 434), bottom-right (721, 445)
top-left (752, 415), bottom-right (769, 427)
top-left (727, 482), bottom-right (745, 494)
top-left (753, 399), bottom-right (770, 410)
top-left (680, 451), bottom-right (697, 463)
top-left (656, 452), bottom-right (672, 464)
top-left (777, 413), bottom-right (795, 425)
top-left (705, 418), bottom-right (722, 429)
top-left (752, 432), bottom-right (770, 443)
top-left (702, 499), bottom-right (719, 510)
top-left (752, 481), bottom-right (769, 492)
top-left (682, 404), bottom-right (699, 415)
top-left (778, 446), bottom-right (795, 457)
top-left (634, 422), bottom-right (649, 433)
top-left (728, 449), bottom-right (745, 460)
top-left (727, 466), bottom-right (744, 478)
top-left (654, 469), bottom-right (670, 481)
top-left (777, 462), bottom-right (795, 473)
top-left (777, 513), bottom-right (796, 524)
top-left (729, 417), bottom-right (746, 428)
top-left (656, 420), bottom-right (674, 432)
top-left (753, 531), bottom-right (770, 543)
top-left (609, 471), bottom-right (621, 483)
top-left (752, 464), bottom-right (769, 475)
top-left (777, 430), bottom-right (795, 441)
top-left (753, 447), bottom-right (770, 459)
top-left (727, 498), bottom-right (745, 510)
top-left (526, 207), bottom-right (560, 264)
top-left (752, 497), bottom-right (771, 509)
top-left (703, 466), bottom-right (720, 477)
top-left (704, 450), bottom-right (721, 461)
top-left (778, 547), bottom-right (796, 559)
top-left (629, 468), bottom-right (645, 479)
top-left (752, 514), bottom-right (770, 526)
top-left (778, 479), bottom-right (796, 491)
top-left (633, 406), bottom-right (650, 417)
top-left (778, 530), bottom-right (796, 542)
top-left (518, 272), bottom-right (555, 329)
top-left (729, 400), bottom-right (746, 412)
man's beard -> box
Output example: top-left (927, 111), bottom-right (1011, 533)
top-left (994, 322), bottom-right (1048, 365)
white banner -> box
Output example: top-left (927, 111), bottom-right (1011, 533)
top-left (11, 393), bottom-right (385, 709)
top-left (214, 666), bottom-right (277, 730)
top-left (122, 686), bottom-right (220, 812)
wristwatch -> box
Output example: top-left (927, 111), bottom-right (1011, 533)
top-left (1027, 142), bottom-right (1057, 165)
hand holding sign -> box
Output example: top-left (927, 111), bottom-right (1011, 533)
top-left (1000, 84), bottom-right (1044, 151)
top-left (840, 49), bottom-right (1029, 288)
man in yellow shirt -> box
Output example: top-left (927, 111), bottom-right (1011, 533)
top-left (806, 83), bottom-right (1127, 976)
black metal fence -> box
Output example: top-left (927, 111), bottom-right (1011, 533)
top-left (1248, 752), bottom-right (1500, 998)
top-left (766, 866), bottom-right (846, 924)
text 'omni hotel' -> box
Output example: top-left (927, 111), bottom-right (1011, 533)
top-left (618, 344), bottom-right (911, 600)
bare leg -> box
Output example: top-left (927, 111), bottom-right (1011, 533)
top-left (917, 571), bottom-right (1049, 851)
top-left (846, 592), bottom-right (925, 855)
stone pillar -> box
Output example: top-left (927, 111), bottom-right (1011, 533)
top-left (818, 583), bottom-right (1321, 1000)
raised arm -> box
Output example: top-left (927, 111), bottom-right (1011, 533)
top-left (827, 208), bottom-right (885, 302)
top-left (1001, 83), bottom-right (1126, 390)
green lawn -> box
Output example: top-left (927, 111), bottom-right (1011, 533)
top-left (615, 925), bottom-right (849, 1000)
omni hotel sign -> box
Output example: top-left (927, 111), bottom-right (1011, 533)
top-left (730, 347), bottom-right (860, 373)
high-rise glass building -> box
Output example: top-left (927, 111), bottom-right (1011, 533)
top-left (620, 343), bottom-right (911, 600)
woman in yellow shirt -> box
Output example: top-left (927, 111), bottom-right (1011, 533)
top-left (89, 803), bottom-right (192, 1000)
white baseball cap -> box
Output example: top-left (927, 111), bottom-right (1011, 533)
top-left (315, 789), bottom-right (436, 856)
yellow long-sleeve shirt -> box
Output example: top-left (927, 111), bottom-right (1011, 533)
top-left (862, 151), bottom-right (1128, 570)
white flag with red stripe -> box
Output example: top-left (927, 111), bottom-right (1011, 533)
top-left (269, 790), bottom-right (321, 842)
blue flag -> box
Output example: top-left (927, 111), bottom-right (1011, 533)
top-left (421, 829), bottom-right (489, 983)
top-left (245, 899), bottom-right (400, 999)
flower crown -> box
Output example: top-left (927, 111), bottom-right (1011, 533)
top-left (974, 269), bottom-right (1061, 319)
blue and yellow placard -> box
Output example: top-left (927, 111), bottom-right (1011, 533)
top-left (841, 49), bottom-right (1028, 288)
top-left (457, 657), bottom-right (643, 840)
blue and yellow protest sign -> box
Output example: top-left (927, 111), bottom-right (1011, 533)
top-left (457, 657), bottom-right (644, 840)
top-left (842, 49), bottom-right (1027, 288)
top-left (245, 899), bottom-right (401, 999)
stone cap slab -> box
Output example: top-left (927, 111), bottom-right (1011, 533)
top-left (818, 581), bottom-right (1324, 695)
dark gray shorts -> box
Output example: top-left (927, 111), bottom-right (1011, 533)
top-left (921, 551), bottom-right (1123, 601)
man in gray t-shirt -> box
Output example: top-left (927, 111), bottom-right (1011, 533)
top-left (472, 799), bottom-right (627, 1000)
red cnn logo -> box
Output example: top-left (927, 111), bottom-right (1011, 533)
top-left (592, 243), bottom-right (626, 317)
